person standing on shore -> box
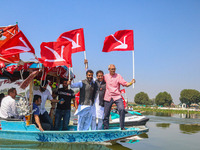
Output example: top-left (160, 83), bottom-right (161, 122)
top-left (103, 64), bottom-right (135, 130)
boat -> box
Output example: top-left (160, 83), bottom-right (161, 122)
top-left (0, 24), bottom-right (149, 143)
top-left (0, 119), bottom-right (148, 143)
top-left (0, 62), bottom-right (148, 143)
top-left (110, 109), bottom-right (149, 126)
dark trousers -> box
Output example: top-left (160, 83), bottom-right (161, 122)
top-left (103, 98), bottom-right (125, 129)
top-left (39, 111), bottom-right (53, 130)
top-left (54, 109), bottom-right (70, 130)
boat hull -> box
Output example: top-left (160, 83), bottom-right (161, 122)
top-left (0, 120), bottom-right (148, 143)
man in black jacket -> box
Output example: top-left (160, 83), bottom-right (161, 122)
top-left (91, 70), bottom-right (106, 130)
top-left (54, 80), bottom-right (75, 130)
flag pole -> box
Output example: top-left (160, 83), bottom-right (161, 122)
top-left (68, 65), bottom-right (71, 89)
top-left (132, 50), bottom-right (135, 88)
top-left (68, 66), bottom-right (71, 81)
top-left (84, 51), bottom-right (88, 69)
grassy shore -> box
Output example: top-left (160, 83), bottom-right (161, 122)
top-left (133, 106), bottom-right (200, 114)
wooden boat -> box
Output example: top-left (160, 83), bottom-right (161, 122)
top-left (0, 63), bottom-right (149, 143)
top-left (0, 119), bottom-right (148, 143)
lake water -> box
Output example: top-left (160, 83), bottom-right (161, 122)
top-left (0, 111), bottom-right (200, 150)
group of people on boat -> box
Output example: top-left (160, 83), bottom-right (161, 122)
top-left (0, 61), bottom-right (135, 132)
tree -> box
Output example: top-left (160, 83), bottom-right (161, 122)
top-left (155, 91), bottom-right (173, 106)
top-left (180, 89), bottom-right (200, 105)
top-left (134, 92), bottom-right (150, 105)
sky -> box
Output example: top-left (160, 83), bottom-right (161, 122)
top-left (1, 0), bottom-right (200, 104)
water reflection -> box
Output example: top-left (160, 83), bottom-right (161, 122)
top-left (117, 133), bottom-right (148, 144)
top-left (179, 124), bottom-right (200, 134)
top-left (156, 123), bottom-right (170, 128)
top-left (143, 111), bottom-right (172, 117)
top-left (143, 111), bottom-right (200, 119)
top-left (178, 113), bottom-right (200, 119)
top-left (0, 139), bottom-right (111, 150)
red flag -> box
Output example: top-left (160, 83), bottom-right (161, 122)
top-left (39, 41), bottom-right (72, 68)
top-left (0, 61), bottom-right (5, 68)
top-left (102, 30), bottom-right (134, 52)
top-left (75, 91), bottom-right (80, 106)
top-left (57, 28), bottom-right (85, 53)
top-left (0, 25), bottom-right (20, 63)
top-left (0, 54), bottom-right (20, 63)
top-left (120, 89), bottom-right (126, 94)
top-left (17, 62), bottom-right (33, 71)
top-left (20, 70), bottom-right (40, 90)
top-left (121, 95), bottom-right (127, 109)
top-left (6, 65), bottom-right (18, 74)
top-left (0, 31), bottom-right (35, 56)
top-left (0, 25), bottom-right (19, 47)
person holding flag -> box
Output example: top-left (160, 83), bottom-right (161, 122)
top-left (68, 70), bottom-right (97, 131)
top-left (103, 64), bottom-right (135, 130)
top-left (102, 29), bottom-right (135, 130)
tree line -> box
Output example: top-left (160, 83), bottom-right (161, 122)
top-left (134, 89), bottom-right (200, 106)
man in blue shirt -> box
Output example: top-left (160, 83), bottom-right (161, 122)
top-left (32, 95), bottom-right (51, 131)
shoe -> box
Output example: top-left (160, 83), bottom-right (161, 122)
top-left (121, 128), bottom-right (126, 130)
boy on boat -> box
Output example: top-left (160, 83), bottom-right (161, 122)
top-left (32, 95), bottom-right (51, 131)
top-left (54, 79), bottom-right (76, 130)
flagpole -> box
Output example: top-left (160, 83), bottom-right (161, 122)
top-left (84, 51), bottom-right (88, 69)
top-left (132, 50), bottom-right (135, 88)
top-left (68, 66), bottom-right (71, 89)
top-left (68, 66), bottom-right (71, 81)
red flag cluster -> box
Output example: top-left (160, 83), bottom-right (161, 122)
top-left (0, 25), bottom-right (35, 63)
top-left (0, 26), bottom-right (134, 82)
top-left (0, 25), bottom-right (20, 63)
top-left (39, 28), bottom-right (85, 68)
top-left (0, 31), bottom-right (35, 56)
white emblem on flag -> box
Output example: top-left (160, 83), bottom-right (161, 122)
top-left (44, 46), bottom-right (65, 62)
top-left (0, 63), bottom-right (4, 68)
top-left (111, 34), bottom-right (128, 49)
top-left (0, 36), bottom-right (6, 41)
top-left (61, 33), bottom-right (81, 49)
top-left (4, 37), bottom-right (31, 52)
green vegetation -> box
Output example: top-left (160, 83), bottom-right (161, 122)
top-left (132, 89), bottom-right (200, 107)
top-left (155, 91), bottom-right (172, 107)
top-left (134, 92), bottom-right (153, 105)
top-left (133, 107), bottom-right (200, 114)
top-left (180, 89), bottom-right (200, 105)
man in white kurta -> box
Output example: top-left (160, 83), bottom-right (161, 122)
top-left (69, 70), bottom-right (96, 131)
top-left (0, 88), bottom-right (18, 118)
top-left (91, 70), bottom-right (106, 130)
